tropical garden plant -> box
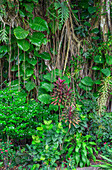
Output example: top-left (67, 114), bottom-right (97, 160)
top-left (0, 0), bottom-right (112, 169)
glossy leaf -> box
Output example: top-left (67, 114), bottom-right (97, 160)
top-left (38, 94), bottom-right (51, 104)
top-left (91, 28), bottom-right (99, 34)
top-left (0, 46), bottom-right (7, 53)
top-left (106, 54), bottom-right (112, 65)
top-left (94, 55), bottom-right (104, 63)
top-left (30, 17), bottom-right (48, 31)
top-left (81, 76), bottom-right (93, 86)
top-left (101, 68), bottom-right (111, 77)
top-left (44, 73), bottom-right (57, 82)
top-left (38, 52), bottom-right (51, 60)
top-left (26, 56), bottom-right (37, 66)
top-left (89, 142), bottom-right (96, 145)
top-left (75, 153), bottom-right (80, 165)
top-left (17, 40), bottom-right (30, 51)
top-left (94, 80), bottom-right (101, 84)
top-left (92, 66), bottom-right (100, 70)
top-left (79, 161), bottom-right (84, 168)
top-left (29, 32), bottom-right (45, 46)
top-left (25, 81), bottom-right (35, 91)
top-left (25, 68), bottom-right (34, 77)
top-left (79, 82), bottom-right (92, 91)
top-left (14, 26), bottom-right (29, 39)
top-left (41, 82), bottom-right (54, 92)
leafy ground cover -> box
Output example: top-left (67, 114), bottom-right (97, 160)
top-left (0, 77), bottom-right (112, 170)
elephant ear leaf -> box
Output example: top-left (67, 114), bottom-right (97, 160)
top-left (14, 26), bottom-right (29, 39)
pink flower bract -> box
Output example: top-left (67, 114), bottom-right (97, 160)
top-left (104, 142), bottom-right (107, 145)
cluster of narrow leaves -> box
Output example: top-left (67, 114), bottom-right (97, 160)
top-left (51, 78), bottom-right (80, 127)
top-left (51, 78), bottom-right (73, 106)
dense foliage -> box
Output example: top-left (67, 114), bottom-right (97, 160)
top-left (0, 0), bottom-right (112, 169)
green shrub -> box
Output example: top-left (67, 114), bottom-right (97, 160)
top-left (0, 87), bottom-right (52, 141)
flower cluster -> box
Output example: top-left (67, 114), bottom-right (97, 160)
top-left (0, 139), bottom-right (13, 154)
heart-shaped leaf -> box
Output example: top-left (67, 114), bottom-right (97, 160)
top-left (26, 56), bottom-right (37, 66)
top-left (14, 26), bottom-right (29, 39)
top-left (79, 82), bottom-right (93, 91)
top-left (29, 32), bottom-right (45, 46)
top-left (38, 94), bottom-right (51, 104)
top-left (81, 77), bottom-right (93, 86)
top-left (25, 81), bottom-right (35, 91)
top-left (17, 40), bottom-right (30, 51)
top-left (41, 82), bottom-right (54, 92)
top-left (30, 17), bottom-right (48, 31)
top-left (101, 68), bottom-right (111, 77)
top-left (25, 68), bottom-right (34, 77)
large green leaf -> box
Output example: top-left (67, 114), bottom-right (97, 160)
top-left (17, 40), bottom-right (30, 51)
top-left (14, 26), bottom-right (29, 39)
top-left (30, 17), bottom-right (48, 31)
top-left (0, 46), bottom-right (7, 53)
top-left (25, 81), bottom-right (35, 91)
top-left (24, 3), bottom-right (34, 13)
top-left (38, 94), bottom-right (51, 104)
top-left (25, 68), bottom-right (34, 77)
top-left (29, 32), bottom-right (46, 46)
top-left (26, 56), bottom-right (37, 66)
top-left (94, 55), bottom-right (104, 63)
top-left (79, 82), bottom-right (93, 91)
top-left (81, 77), bottom-right (93, 86)
top-left (11, 65), bottom-right (18, 72)
top-left (101, 68), bottom-right (111, 77)
top-left (37, 52), bottom-right (51, 60)
top-left (44, 73), bottom-right (57, 82)
top-left (41, 82), bottom-right (54, 92)
top-left (91, 28), bottom-right (99, 34)
top-left (106, 54), bottom-right (112, 65)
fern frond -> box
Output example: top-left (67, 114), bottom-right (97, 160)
top-left (97, 76), bottom-right (112, 116)
top-left (0, 28), bottom-right (8, 43)
top-left (54, 1), bottom-right (69, 30)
